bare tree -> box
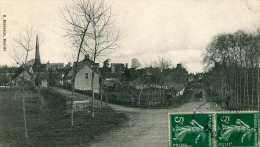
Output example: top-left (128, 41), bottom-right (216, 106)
top-left (61, 0), bottom-right (93, 125)
top-left (61, 0), bottom-right (119, 119)
top-left (158, 57), bottom-right (171, 104)
top-left (203, 30), bottom-right (260, 110)
top-left (84, 1), bottom-right (119, 118)
top-left (131, 58), bottom-right (141, 69)
top-left (159, 57), bottom-right (171, 71)
top-left (10, 27), bottom-right (37, 138)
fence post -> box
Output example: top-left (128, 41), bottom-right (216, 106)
top-left (106, 93), bottom-right (108, 107)
top-left (71, 104), bottom-right (74, 126)
top-left (100, 87), bottom-right (103, 109)
top-left (96, 93), bottom-right (98, 106)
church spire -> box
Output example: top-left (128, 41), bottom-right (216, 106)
top-left (35, 34), bottom-right (41, 65)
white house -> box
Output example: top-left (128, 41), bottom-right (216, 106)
top-left (65, 55), bottom-right (100, 93)
top-left (74, 64), bottom-right (100, 93)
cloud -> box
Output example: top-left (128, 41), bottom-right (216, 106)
top-left (1, 0), bottom-right (260, 74)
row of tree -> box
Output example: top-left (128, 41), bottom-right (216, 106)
top-left (203, 30), bottom-right (260, 110)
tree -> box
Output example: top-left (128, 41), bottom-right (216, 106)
top-left (0, 74), bottom-right (9, 86)
top-left (131, 58), bottom-right (141, 69)
top-left (61, 0), bottom-right (95, 124)
top-left (10, 27), bottom-right (37, 138)
top-left (61, 0), bottom-right (119, 118)
top-left (203, 30), bottom-right (260, 110)
top-left (157, 57), bottom-right (172, 104)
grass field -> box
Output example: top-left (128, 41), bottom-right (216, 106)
top-left (0, 88), bottom-right (128, 146)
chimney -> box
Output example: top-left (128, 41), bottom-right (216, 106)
top-left (177, 63), bottom-right (182, 68)
top-left (111, 63), bottom-right (115, 73)
top-left (85, 54), bottom-right (89, 60)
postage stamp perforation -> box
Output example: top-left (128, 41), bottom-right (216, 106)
top-left (168, 111), bottom-right (259, 147)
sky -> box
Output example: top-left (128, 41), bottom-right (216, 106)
top-left (0, 0), bottom-right (259, 73)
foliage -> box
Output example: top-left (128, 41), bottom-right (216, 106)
top-left (203, 30), bottom-right (260, 109)
top-left (131, 58), bottom-right (141, 69)
top-left (0, 74), bottom-right (9, 86)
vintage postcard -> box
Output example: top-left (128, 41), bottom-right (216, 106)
top-left (0, 0), bottom-right (259, 146)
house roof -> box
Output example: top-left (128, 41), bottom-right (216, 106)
top-left (73, 58), bottom-right (99, 73)
top-left (32, 63), bottom-right (48, 72)
top-left (111, 63), bottom-right (125, 68)
top-left (11, 65), bottom-right (35, 80)
top-left (64, 58), bottom-right (101, 80)
top-left (136, 67), bottom-right (160, 76)
top-left (57, 67), bottom-right (72, 75)
top-left (47, 63), bottom-right (64, 69)
top-left (36, 72), bottom-right (49, 80)
top-left (55, 67), bottom-right (72, 80)
top-left (0, 66), bottom-right (18, 74)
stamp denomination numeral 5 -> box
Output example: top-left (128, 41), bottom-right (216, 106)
top-left (174, 117), bottom-right (184, 123)
top-left (220, 116), bottom-right (230, 122)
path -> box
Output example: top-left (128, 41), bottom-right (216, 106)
top-left (89, 91), bottom-right (221, 147)
top-left (51, 87), bottom-right (221, 147)
top-left (50, 87), bottom-right (104, 107)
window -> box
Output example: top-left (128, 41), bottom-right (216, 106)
top-left (85, 73), bottom-right (88, 79)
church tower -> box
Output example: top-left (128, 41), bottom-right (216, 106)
top-left (33, 35), bottom-right (42, 72)
top-left (34, 35), bottom-right (41, 65)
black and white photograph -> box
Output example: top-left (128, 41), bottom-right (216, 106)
top-left (0, 0), bottom-right (259, 146)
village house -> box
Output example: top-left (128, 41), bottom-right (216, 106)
top-left (51, 63), bottom-right (72, 86)
top-left (101, 61), bottom-right (128, 87)
top-left (130, 67), bottom-right (160, 89)
top-left (104, 63), bottom-right (125, 80)
top-left (12, 35), bottom-right (49, 88)
top-left (47, 62), bottom-right (64, 70)
top-left (157, 63), bottom-right (188, 93)
top-left (188, 74), bottom-right (195, 83)
top-left (64, 55), bottom-right (100, 93)
top-left (0, 66), bottom-right (17, 86)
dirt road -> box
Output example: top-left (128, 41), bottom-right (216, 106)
top-left (51, 87), bottom-right (221, 147)
top-left (89, 94), bottom-right (221, 147)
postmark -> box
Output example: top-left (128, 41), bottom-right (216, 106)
top-left (169, 112), bottom-right (214, 147)
top-left (216, 111), bottom-right (259, 147)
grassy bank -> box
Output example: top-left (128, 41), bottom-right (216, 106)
top-left (0, 88), bottom-right (128, 146)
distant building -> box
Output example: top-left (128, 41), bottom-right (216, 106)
top-left (130, 67), bottom-right (160, 89)
top-left (163, 63), bottom-right (188, 91)
top-left (64, 55), bottom-right (100, 93)
top-left (193, 73), bottom-right (205, 83)
top-left (12, 35), bottom-right (48, 88)
top-left (50, 63), bottom-right (72, 86)
top-left (0, 66), bottom-right (18, 86)
top-left (111, 63), bottom-right (125, 74)
top-left (47, 62), bottom-right (64, 70)
top-left (188, 74), bottom-right (194, 83)
top-left (123, 63), bottom-right (136, 81)
top-left (101, 62), bottom-right (127, 86)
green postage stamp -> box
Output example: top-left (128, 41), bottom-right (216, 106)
top-left (169, 111), bottom-right (259, 147)
top-left (216, 111), bottom-right (259, 147)
top-left (169, 113), bottom-right (214, 147)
